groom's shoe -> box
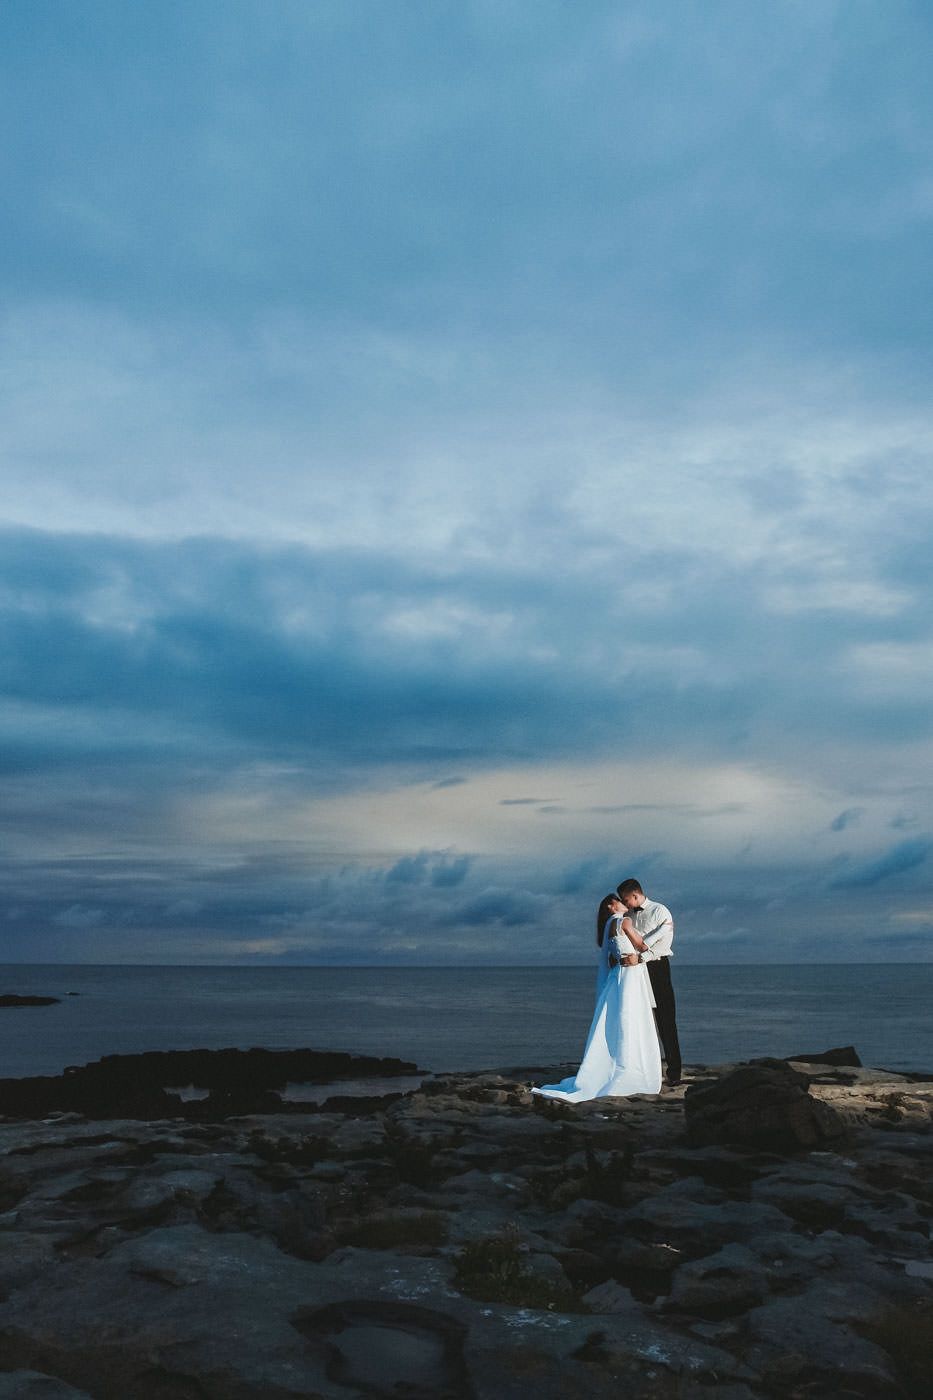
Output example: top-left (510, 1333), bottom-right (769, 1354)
top-left (664, 1075), bottom-right (683, 1087)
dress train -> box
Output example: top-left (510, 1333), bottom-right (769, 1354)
top-left (534, 958), bottom-right (662, 1101)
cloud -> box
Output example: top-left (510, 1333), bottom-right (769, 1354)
top-left (558, 855), bottom-right (615, 896)
top-left (430, 855), bottom-right (473, 889)
top-left (890, 909), bottom-right (933, 929)
top-left (830, 808), bottom-right (863, 832)
top-left (449, 888), bottom-right (545, 928)
top-left (384, 850), bottom-right (473, 888)
top-left (1, 518), bottom-right (930, 964)
top-left (830, 838), bottom-right (933, 889)
top-left (384, 853), bottom-right (432, 886)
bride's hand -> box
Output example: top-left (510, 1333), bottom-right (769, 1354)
top-left (621, 954), bottom-right (638, 967)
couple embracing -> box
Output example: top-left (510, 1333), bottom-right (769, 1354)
top-left (534, 878), bottom-right (682, 1102)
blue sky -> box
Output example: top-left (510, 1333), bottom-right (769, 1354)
top-left (2, 0), bottom-right (932, 964)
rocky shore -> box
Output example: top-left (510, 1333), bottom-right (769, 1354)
top-left (0, 1049), bottom-right (930, 1399)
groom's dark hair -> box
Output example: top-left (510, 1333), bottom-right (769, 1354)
top-left (616, 878), bottom-right (643, 897)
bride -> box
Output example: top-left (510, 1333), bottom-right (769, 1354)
top-left (534, 893), bottom-right (663, 1101)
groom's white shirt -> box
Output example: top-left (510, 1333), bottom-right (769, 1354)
top-left (632, 897), bottom-right (674, 961)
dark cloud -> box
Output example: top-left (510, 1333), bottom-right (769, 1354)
top-left (430, 855), bottom-right (473, 889)
top-left (0, 836), bottom-right (928, 966)
top-left (882, 929), bottom-right (933, 946)
top-left (385, 853), bottom-right (432, 886)
top-left (384, 851), bottom-right (473, 889)
top-left (558, 856), bottom-right (615, 896)
top-left (448, 889), bottom-right (543, 929)
top-left (830, 808), bottom-right (864, 833)
top-left (587, 804), bottom-right (694, 815)
top-left (829, 839), bottom-right (933, 889)
top-left (1, 523), bottom-right (932, 965)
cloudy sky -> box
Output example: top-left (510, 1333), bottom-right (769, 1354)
top-left (2, 1), bottom-right (932, 965)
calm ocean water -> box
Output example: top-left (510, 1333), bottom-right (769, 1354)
top-left (1, 964), bottom-right (931, 1081)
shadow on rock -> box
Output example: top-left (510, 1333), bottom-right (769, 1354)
top-left (292, 1298), bottom-right (474, 1400)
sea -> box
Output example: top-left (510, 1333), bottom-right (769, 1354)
top-left (1, 963), bottom-right (931, 1081)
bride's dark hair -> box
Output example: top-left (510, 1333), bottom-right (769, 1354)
top-left (596, 893), bottom-right (620, 946)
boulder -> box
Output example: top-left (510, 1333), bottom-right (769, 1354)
top-left (684, 1060), bottom-right (847, 1152)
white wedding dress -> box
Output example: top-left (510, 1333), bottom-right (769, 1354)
top-left (534, 917), bottom-right (663, 1101)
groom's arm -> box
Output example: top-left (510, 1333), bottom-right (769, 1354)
top-left (638, 912), bottom-right (674, 961)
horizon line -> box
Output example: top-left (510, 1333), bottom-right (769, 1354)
top-left (2, 960), bottom-right (931, 970)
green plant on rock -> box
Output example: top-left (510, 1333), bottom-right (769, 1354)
top-left (246, 1130), bottom-right (328, 1165)
top-left (453, 1226), bottom-right (583, 1312)
top-left (382, 1121), bottom-right (440, 1187)
top-left (338, 1210), bottom-right (449, 1250)
top-left (580, 1141), bottom-right (634, 1202)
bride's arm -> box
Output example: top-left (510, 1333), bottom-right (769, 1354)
top-left (611, 916), bottom-right (644, 968)
top-left (608, 916), bottom-right (643, 967)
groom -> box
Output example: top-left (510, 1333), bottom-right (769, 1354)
top-left (617, 878), bottom-right (682, 1086)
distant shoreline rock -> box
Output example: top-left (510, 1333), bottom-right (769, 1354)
top-left (0, 995), bottom-right (61, 1009)
top-left (784, 1044), bottom-right (861, 1067)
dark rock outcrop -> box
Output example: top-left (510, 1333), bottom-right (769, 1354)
top-left (0, 1047), bottom-right (420, 1121)
top-left (785, 1045), bottom-right (862, 1067)
top-left (684, 1059), bottom-right (848, 1151)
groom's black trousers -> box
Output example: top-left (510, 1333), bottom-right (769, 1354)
top-left (646, 957), bottom-right (681, 1081)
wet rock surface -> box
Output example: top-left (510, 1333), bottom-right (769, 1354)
top-left (0, 1052), bottom-right (930, 1398)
